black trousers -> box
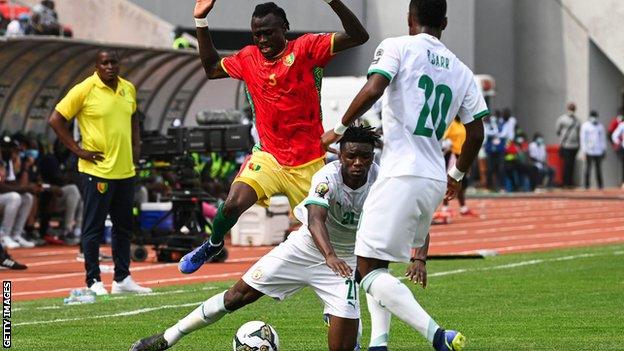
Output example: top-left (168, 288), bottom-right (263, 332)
top-left (584, 155), bottom-right (603, 189)
top-left (80, 173), bottom-right (134, 286)
top-left (560, 147), bottom-right (579, 187)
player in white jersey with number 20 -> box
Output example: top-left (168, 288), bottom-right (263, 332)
top-left (322, 1), bottom-right (487, 350)
top-left (131, 126), bottom-right (379, 351)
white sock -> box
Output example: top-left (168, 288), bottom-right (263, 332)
top-left (366, 292), bottom-right (391, 347)
top-left (164, 291), bottom-right (229, 346)
top-left (460, 206), bottom-right (468, 213)
top-left (362, 269), bottom-right (439, 342)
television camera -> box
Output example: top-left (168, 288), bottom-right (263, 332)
top-left (132, 122), bottom-right (253, 263)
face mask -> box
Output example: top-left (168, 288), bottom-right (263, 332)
top-left (589, 117), bottom-right (598, 124)
top-left (25, 149), bottom-right (39, 160)
top-left (19, 151), bottom-right (25, 158)
top-left (536, 138), bottom-right (544, 144)
top-left (516, 138), bottom-right (525, 144)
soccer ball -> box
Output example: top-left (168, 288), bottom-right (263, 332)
top-left (232, 321), bottom-right (280, 351)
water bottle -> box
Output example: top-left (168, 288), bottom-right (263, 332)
top-left (63, 294), bottom-right (96, 305)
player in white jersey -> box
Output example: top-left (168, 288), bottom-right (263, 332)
top-left (322, 1), bottom-right (487, 350)
top-left (130, 126), bottom-right (380, 351)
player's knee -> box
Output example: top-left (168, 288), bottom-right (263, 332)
top-left (221, 200), bottom-right (240, 218)
top-left (328, 339), bottom-right (356, 351)
top-left (223, 288), bottom-right (244, 311)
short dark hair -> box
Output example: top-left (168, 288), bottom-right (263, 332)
top-left (252, 2), bottom-right (290, 30)
top-left (409, 0), bottom-right (447, 28)
top-left (95, 49), bottom-right (120, 62)
top-left (339, 126), bottom-right (381, 149)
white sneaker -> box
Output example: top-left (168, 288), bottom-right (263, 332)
top-left (13, 235), bottom-right (35, 248)
top-left (0, 236), bottom-right (20, 249)
top-left (89, 281), bottom-right (109, 296)
top-left (111, 276), bottom-right (152, 294)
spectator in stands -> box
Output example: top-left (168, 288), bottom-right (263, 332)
top-left (0, 136), bottom-right (39, 248)
top-left (528, 133), bottom-right (554, 189)
top-left (503, 134), bottom-right (531, 191)
top-left (580, 110), bottom-right (606, 189)
top-left (49, 49), bottom-right (151, 295)
top-left (38, 138), bottom-right (83, 245)
top-left (484, 113), bottom-right (505, 191)
top-left (0, 161), bottom-right (27, 270)
top-left (5, 13), bottom-right (32, 37)
top-left (499, 108), bottom-right (517, 143)
top-left (607, 108), bottom-right (624, 187)
top-left (31, 0), bottom-right (70, 37)
top-left (556, 102), bottom-right (580, 188)
top-left (610, 116), bottom-right (624, 189)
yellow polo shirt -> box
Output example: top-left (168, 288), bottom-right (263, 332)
top-left (443, 119), bottom-right (466, 155)
top-left (56, 72), bottom-right (136, 179)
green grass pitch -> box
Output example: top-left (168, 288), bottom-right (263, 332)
top-left (12, 244), bottom-right (624, 350)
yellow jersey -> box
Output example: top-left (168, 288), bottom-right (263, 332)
top-left (56, 72), bottom-right (136, 179)
top-left (443, 119), bottom-right (466, 155)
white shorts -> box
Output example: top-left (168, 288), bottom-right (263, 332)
top-left (242, 231), bottom-right (360, 319)
top-left (355, 176), bottom-right (445, 263)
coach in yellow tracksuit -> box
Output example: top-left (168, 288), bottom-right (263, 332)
top-left (48, 49), bottom-right (151, 295)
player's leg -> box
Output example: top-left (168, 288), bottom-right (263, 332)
top-left (366, 292), bottom-right (391, 350)
top-left (355, 177), bottom-right (465, 351)
top-left (130, 280), bottom-right (263, 351)
top-left (179, 152), bottom-right (281, 274)
top-left (311, 257), bottom-right (361, 351)
top-left (327, 315), bottom-right (359, 351)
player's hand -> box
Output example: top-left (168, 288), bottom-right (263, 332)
top-left (321, 130), bottom-right (342, 151)
top-left (444, 175), bottom-right (461, 202)
top-left (325, 254), bottom-right (352, 278)
top-left (77, 149), bottom-right (104, 164)
top-left (405, 259), bottom-right (427, 288)
top-left (194, 0), bottom-right (216, 18)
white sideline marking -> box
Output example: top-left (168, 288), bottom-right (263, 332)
top-left (16, 250), bottom-right (621, 326)
top-left (13, 287), bottom-right (219, 312)
top-left (15, 302), bottom-right (203, 326)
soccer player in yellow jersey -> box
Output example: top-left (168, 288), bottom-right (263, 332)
top-left (49, 50), bottom-right (151, 296)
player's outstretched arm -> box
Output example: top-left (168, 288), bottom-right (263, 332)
top-left (194, 0), bottom-right (228, 79)
top-left (307, 205), bottom-right (353, 278)
top-left (323, 0), bottom-right (369, 53)
top-left (321, 74), bottom-right (389, 149)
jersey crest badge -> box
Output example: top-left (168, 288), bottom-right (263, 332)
top-left (251, 268), bottom-right (263, 280)
top-left (315, 182), bottom-right (329, 198)
top-left (283, 52), bottom-right (295, 67)
top-left (96, 182), bottom-right (108, 194)
top-left (372, 48), bottom-right (383, 64)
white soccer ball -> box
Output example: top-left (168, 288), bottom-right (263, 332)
top-left (232, 321), bottom-right (280, 351)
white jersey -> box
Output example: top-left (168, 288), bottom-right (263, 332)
top-left (291, 160), bottom-right (379, 258)
top-left (368, 33), bottom-right (489, 181)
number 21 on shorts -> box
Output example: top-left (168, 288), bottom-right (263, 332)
top-left (414, 74), bottom-right (453, 140)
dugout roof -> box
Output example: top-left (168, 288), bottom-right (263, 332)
top-left (0, 36), bottom-right (225, 137)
